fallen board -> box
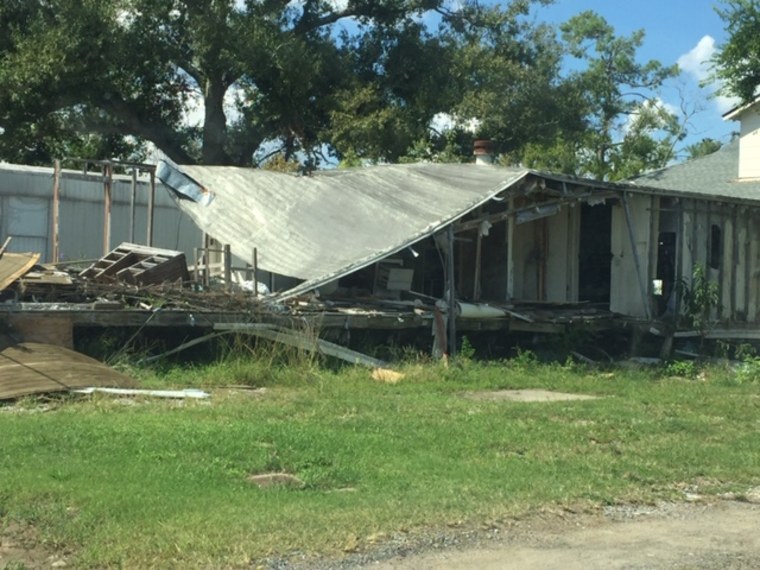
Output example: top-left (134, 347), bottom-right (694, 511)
top-left (0, 252), bottom-right (40, 291)
top-left (0, 342), bottom-right (137, 400)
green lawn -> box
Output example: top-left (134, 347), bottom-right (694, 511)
top-left (1, 356), bottom-right (759, 568)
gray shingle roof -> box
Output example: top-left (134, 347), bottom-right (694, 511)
top-left (628, 140), bottom-right (760, 204)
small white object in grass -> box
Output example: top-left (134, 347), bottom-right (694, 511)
top-left (73, 387), bottom-right (210, 399)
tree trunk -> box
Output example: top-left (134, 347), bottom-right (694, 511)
top-left (202, 79), bottom-right (231, 165)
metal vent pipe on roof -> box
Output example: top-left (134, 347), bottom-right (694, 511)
top-left (473, 139), bottom-right (495, 165)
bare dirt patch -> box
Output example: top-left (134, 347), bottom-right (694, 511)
top-left (369, 500), bottom-right (760, 570)
top-left (0, 521), bottom-right (65, 569)
top-left (461, 389), bottom-right (599, 402)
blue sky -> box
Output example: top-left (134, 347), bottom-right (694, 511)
top-left (534, 0), bottom-right (738, 151)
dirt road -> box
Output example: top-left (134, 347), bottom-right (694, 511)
top-left (4, 500), bottom-right (760, 568)
top-left (371, 500), bottom-right (760, 570)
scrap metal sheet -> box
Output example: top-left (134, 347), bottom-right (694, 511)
top-left (157, 161), bottom-right (527, 297)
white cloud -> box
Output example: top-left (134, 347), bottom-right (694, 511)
top-left (677, 36), bottom-right (741, 114)
top-left (678, 35), bottom-right (716, 82)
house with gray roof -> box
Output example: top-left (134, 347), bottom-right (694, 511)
top-left (157, 98), bottom-right (760, 344)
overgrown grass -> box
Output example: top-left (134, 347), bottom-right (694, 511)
top-left (1, 354), bottom-right (759, 568)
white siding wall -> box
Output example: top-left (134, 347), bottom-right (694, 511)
top-left (739, 109), bottom-right (760, 180)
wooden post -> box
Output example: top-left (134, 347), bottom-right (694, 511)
top-left (253, 248), bottom-right (259, 298)
top-left (52, 159), bottom-right (61, 263)
top-left (203, 233), bottom-right (211, 288)
top-left (103, 163), bottom-right (112, 256)
top-left (194, 247), bottom-right (201, 287)
top-left (129, 168), bottom-right (137, 243)
top-left (473, 227), bottom-right (483, 302)
top-left (147, 168), bottom-right (156, 246)
top-left (675, 200), bottom-right (684, 319)
top-left (506, 198), bottom-right (515, 301)
top-left (224, 244), bottom-right (232, 291)
top-left (731, 205), bottom-right (738, 320)
top-left (446, 224), bottom-right (457, 358)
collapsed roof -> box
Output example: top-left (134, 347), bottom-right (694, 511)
top-left (157, 161), bottom-right (528, 297)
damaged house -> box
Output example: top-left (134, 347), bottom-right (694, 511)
top-left (2, 102), bottom-right (760, 364)
top-left (155, 99), bottom-right (760, 353)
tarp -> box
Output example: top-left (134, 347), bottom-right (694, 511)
top-left (157, 161), bottom-right (527, 298)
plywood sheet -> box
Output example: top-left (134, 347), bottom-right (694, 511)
top-left (0, 342), bottom-right (136, 400)
top-left (0, 252), bottom-right (40, 291)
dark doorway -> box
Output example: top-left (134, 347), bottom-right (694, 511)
top-left (578, 203), bottom-right (612, 304)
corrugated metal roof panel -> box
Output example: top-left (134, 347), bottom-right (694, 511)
top-left (158, 162), bottom-right (528, 296)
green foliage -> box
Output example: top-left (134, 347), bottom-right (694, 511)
top-left (711, 0), bottom-right (760, 103)
top-left (676, 265), bottom-right (720, 334)
top-left (526, 11), bottom-right (681, 180)
top-left (685, 138), bottom-right (723, 160)
top-left (0, 1), bottom-right (697, 174)
top-left (663, 359), bottom-right (698, 379)
top-left (734, 355), bottom-right (760, 385)
top-left (458, 335), bottom-right (476, 361)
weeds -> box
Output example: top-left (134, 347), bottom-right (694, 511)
top-left (677, 265), bottom-right (720, 336)
top-left (1, 357), bottom-right (759, 568)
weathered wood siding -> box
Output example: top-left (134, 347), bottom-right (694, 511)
top-left (512, 206), bottom-right (578, 302)
top-left (675, 199), bottom-right (760, 324)
top-left (610, 194), bottom-right (654, 318)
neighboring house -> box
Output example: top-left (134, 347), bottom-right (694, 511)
top-left (0, 162), bottom-right (202, 262)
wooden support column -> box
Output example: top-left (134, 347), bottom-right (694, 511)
top-left (731, 205), bottom-right (738, 320)
top-left (253, 248), bottom-right (259, 298)
top-left (675, 200), bottom-right (684, 318)
top-left (473, 228), bottom-right (483, 302)
top-left (224, 243), bottom-right (232, 291)
top-left (52, 159), bottom-right (61, 263)
top-left (506, 198), bottom-right (515, 301)
top-left (147, 168), bottom-right (156, 246)
top-left (103, 163), bottom-right (112, 256)
top-left (446, 224), bottom-right (457, 358)
top-left (203, 233), bottom-right (211, 288)
top-left (129, 168), bottom-right (137, 243)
